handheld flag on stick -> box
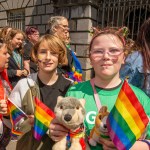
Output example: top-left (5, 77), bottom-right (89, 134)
top-left (65, 45), bottom-right (82, 84)
top-left (33, 97), bottom-right (55, 141)
top-left (7, 98), bottom-right (27, 135)
top-left (107, 80), bottom-right (149, 150)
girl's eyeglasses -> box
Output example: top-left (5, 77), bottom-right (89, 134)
top-left (90, 48), bottom-right (124, 60)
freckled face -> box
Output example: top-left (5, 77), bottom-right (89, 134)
top-left (37, 41), bottom-right (59, 73)
top-left (90, 34), bottom-right (125, 80)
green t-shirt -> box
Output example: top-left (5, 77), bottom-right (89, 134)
top-left (66, 80), bottom-right (150, 150)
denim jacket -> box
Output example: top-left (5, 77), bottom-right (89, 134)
top-left (120, 51), bottom-right (150, 97)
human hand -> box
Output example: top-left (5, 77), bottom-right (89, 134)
top-left (16, 70), bottom-right (23, 77)
top-left (49, 118), bottom-right (69, 142)
top-left (22, 69), bottom-right (29, 76)
top-left (0, 100), bottom-right (8, 115)
top-left (28, 115), bottom-right (34, 126)
top-left (99, 136), bottom-right (117, 150)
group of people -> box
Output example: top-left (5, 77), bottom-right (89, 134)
top-left (0, 16), bottom-right (150, 150)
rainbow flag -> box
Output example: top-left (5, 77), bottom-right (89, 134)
top-left (7, 99), bottom-right (27, 135)
top-left (107, 80), bottom-right (149, 150)
top-left (33, 97), bottom-right (55, 141)
top-left (66, 45), bottom-right (82, 84)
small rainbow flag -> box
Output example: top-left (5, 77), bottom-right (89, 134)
top-left (33, 97), bottom-right (55, 141)
top-left (7, 98), bottom-right (27, 135)
top-left (66, 45), bottom-right (82, 84)
top-left (107, 80), bottom-right (149, 150)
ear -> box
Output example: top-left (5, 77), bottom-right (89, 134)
top-left (99, 106), bottom-right (107, 113)
top-left (57, 96), bottom-right (63, 104)
top-left (79, 98), bottom-right (86, 107)
top-left (53, 27), bottom-right (57, 32)
top-left (89, 57), bottom-right (94, 66)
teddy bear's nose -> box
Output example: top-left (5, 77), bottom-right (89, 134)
top-left (104, 124), bottom-right (107, 129)
top-left (64, 114), bottom-right (72, 121)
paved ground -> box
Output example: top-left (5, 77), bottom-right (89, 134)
top-left (6, 140), bottom-right (17, 150)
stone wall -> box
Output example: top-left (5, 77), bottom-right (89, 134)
top-left (0, 0), bottom-right (54, 34)
top-left (0, 0), bottom-right (99, 80)
top-left (54, 1), bottom-right (98, 80)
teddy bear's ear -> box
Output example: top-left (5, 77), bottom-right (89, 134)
top-left (79, 99), bottom-right (86, 107)
top-left (99, 106), bottom-right (107, 113)
top-left (57, 96), bottom-right (63, 104)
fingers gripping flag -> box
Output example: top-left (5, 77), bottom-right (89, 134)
top-left (7, 99), bottom-right (27, 135)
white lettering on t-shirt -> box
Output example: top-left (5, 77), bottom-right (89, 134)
top-left (86, 111), bottom-right (96, 124)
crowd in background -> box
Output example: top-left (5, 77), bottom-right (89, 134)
top-left (0, 16), bottom-right (150, 150)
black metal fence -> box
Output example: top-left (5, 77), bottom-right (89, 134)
top-left (97, 0), bottom-right (150, 39)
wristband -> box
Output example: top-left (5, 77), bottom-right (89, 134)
top-left (139, 140), bottom-right (150, 149)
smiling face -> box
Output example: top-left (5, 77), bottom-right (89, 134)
top-left (90, 34), bottom-right (125, 80)
top-left (37, 40), bottom-right (59, 74)
top-left (0, 44), bottom-right (10, 72)
top-left (11, 33), bottom-right (24, 49)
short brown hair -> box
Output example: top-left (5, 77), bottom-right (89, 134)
top-left (31, 34), bottom-right (68, 65)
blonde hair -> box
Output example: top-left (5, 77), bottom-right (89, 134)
top-left (0, 26), bottom-right (12, 40)
top-left (48, 16), bottom-right (67, 34)
top-left (31, 34), bottom-right (68, 65)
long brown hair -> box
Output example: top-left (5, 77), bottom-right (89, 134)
top-left (136, 18), bottom-right (150, 87)
top-left (5, 28), bottom-right (26, 55)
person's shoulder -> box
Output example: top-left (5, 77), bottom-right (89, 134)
top-left (129, 83), bottom-right (149, 99)
top-left (126, 51), bottom-right (142, 63)
top-left (58, 74), bottom-right (73, 86)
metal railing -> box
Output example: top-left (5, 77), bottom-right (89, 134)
top-left (97, 0), bottom-right (150, 40)
top-left (7, 9), bottom-right (25, 31)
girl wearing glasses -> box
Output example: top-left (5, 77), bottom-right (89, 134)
top-left (50, 27), bottom-right (150, 150)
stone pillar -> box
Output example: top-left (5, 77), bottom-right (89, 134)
top-left (54, 0), bottom-right (99, 80)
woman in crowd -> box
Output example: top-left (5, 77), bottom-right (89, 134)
top-left (1, 34), bottom-right (72, 150)
top-left (24, 26), bottom-right (40, 73)
top-left (0, 39), bottom-right (12, 149)
top-left (120, 17), bottom-right (150, 97)
top-left (6, 28), bottom-right (28, 87)
top-left (0, 26), bottom-right (12, 41)
top-left (48, 16), bottom-right (82, 83)
top-left (49, 27), bottom-right (150, 150)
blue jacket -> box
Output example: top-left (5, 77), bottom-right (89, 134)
top-left (120, 51), bottom-right (150, 97)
